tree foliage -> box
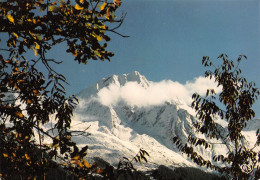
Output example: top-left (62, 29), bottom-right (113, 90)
top-left (173, 54), bottom-right (260, 179)
top-left (0, 0), bottom-right (129, 179)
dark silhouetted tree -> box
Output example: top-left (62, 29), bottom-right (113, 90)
top-left (0, 0), bottom-right (129, 179)
top-left (173, 54), bottom-right (260, 179)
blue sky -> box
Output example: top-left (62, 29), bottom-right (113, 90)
top-left (49, 0), bottom-right (260, 117)
top-left (1, 0), bottom-right (259, 117)
top-left (53, 0), bottom-right (260, 86)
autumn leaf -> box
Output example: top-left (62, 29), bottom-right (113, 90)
top-left (15, 112), bottom-right (24, 118)
top-left (35, 42), bottom-right (40, 50)
top-left (18, 79), bottom-right (25, 83)
top-left (99, 2), bottom-right (107, 11)
top-left (13, 67), bottom-right (19, 72)
top-left (75, 160), bottom-right (84, 167)
top-left (96, 35), bottom-right (102, 41)
top-left (13, 33), bottom-right (19, 39)
top-left (105, 7), bottom-right (111, 19)
top-left (27, 99), bottom-right (33, 104)
top-left (75, 4), bottom-right (83, 10)
top-left (72, 50), bottom-right (78, 57)
top-left (94, 50), bottom-right (101, 58)
top-left (25, 154), bottom-right (30, 160)
top-left (34, 48), bottom-right (38, 56)
top-left (83, 159), bottom-right (91, 168)
top-left (51, 143), bottom-right (59, 149)
top-left (33, 90), bottom-right (41, 96)
top-left (49, 5), bottom-right (58, 12)
top-left (114, 0), bottom-right (121, 6)
top-left (5, 60), bottom-right (11, 64)
top-left (96, 168), bottom-right (104, 174)
top-left (14, 83), bottom-right (20, 90)
top-left (6, 14), bottom-right (14, 23)
top-left (72, 155), bottom-right (80, 160)
top-left (3, 153), bottom-right (8, 158)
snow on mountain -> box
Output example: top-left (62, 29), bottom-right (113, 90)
top-left (72, 71), bottom-right (198, 169)
top-left (77, 71), bottom-right (150, 99)
top-left (70, 71), bottom-right (258, 171)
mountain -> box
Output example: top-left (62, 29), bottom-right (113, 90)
top-left (72, 71), bottom-right (195, 169)
top-left (70, 71), bottom-right (259, 174)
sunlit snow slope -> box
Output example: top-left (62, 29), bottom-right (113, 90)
top-left (70, 71), bottom-right (259, 170)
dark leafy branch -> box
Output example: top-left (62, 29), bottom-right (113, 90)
top-left (0, 0), bottom-right (130, 179)
top-left (173, 54), bottom-right (260, 179)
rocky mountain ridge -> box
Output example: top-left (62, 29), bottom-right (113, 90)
top-left (69, 71), bottom-right (259, 177)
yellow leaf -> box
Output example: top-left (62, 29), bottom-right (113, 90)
top-left (33, 19), bottom-right (36, 24)
top-left (114, 0), bottom-right (121, 6)
top-left (99, 2), bottom-right (107, 11)
top-left (13, 32), bottom-right (19, 39)
top-left (13, 67), bottom-right (19, 72)
top-left (27, 99), bottom-right (33, 104)
top-left (96, 35), bottom-right (102, 41)
top-left (96, 168), bottom-right (104, 174)
top-left (33, 90), bottom-right (41, 96)
top-left (51, 143), bottom-right (59, 149)
top-left (18, 79), bottom-right (25, 83)
top-left (34, 48), bottom-right (38, 56)
top-left (5, 60), bottom-right (11, 64)
top-left (80, 0), bottom-right (84, 3)
top-left (72, 155), bottom-right (80, 160)
top-left (75, 4), bottom-right (83, 10)
top-left (105, 7), bottom-right (111, 19)
top-left (83, 159), bottom-right (91, 168)
top-left (15, 112), bottom-right (24, 118)
top-left (49, 5), bottom-right (56, 12)
top-left (13, 40), bottom-right (16, 46)
top-left (72, 50), bottom-right (78, 57)
top-left (6, 14), bottom-right (14, 23)
top-left (94, 50), bottom-right (101, 58)
top-left (35, 42), bottom-right (40, 50)
top-left (25, 154), bottom-right (30, 160)
top-left (75, 160), bottom-right (84, 167)
top-left (3, 153), bottom-right (8, 158)
top-left (14, 83), bottom-right (20, 90)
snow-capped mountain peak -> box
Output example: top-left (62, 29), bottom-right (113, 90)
top-left (73, 72), bottom-right (201, 169)
top-left (77, 71), bottom-right (150, 99)
top-left (72, 71), bottom-right (259, 174)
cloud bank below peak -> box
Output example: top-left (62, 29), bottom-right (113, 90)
top-left (96, 76), bottom-right (222, 107)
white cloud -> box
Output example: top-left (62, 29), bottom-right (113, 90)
top-left (97, 76), bottom-right (222, 107)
